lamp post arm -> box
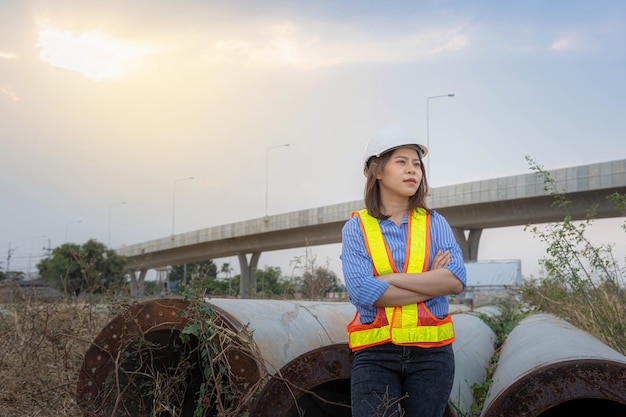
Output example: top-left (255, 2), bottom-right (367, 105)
top-left (425, 93), bottom-right (455, 181)
top-left (171, 177), bottom-right (194, 237)
top-left (108, 201), bottom-right (127, 247)
top-left (265, 144), bottom-right (290, 217)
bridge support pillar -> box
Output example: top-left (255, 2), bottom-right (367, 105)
top-left (237, 251), bottom-right (262, 299)
top-left (452, 228), bottom-right (482, 261)
top-left (129, 269), bottom-right (148, 297)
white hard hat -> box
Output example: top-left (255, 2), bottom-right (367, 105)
top-left (362, 124), bottom-right (428, 173)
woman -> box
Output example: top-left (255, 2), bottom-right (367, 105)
top-left (341, 124), bottom-right (467, 417)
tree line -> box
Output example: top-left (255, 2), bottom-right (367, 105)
top-left (0, 239), bottom-right (346, 300)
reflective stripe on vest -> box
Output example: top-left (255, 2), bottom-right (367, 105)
top-left (347, 208), bottom-right (455, 350)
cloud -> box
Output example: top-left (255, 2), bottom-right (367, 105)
top-left (551, 36), bottom-right (574, 51)
top-left (0, 87), bottom-right (20, 102)
top-left (204, 21), bottom-right (469, 70)
top-left (37, 28), bottom-right (158, 81)
top-left (0, 51), bottom-right (19, 60)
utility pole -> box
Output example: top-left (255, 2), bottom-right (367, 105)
top-left (6, 243), bottom-right (16, 279)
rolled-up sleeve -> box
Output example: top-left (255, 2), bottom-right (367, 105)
top-left (340, 217), bottom-right (390, 310)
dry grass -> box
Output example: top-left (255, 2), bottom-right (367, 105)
top-left (519, 281), bottom-right (626, 355)
top-left (0, 292), bottom-right (271, 417)
top-left (0, 297), bottom-right (116, 417)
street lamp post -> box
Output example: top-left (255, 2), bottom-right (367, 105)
top-left (265, 144), bottom-right (290, 219)
top-left (426, 93), bottom-right (455, 180)
top-left (108, 201), bottom-right (127, 247)
top-left (171, 177), bottom-right (194, 238)
top-left (64, 220), bottom-right (82, 243)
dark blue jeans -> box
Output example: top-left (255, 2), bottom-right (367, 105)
top-left (351, 343), bottom-right (454, 417)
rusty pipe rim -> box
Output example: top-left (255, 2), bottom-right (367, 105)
top-left (76, 297), bottom-right (262, 416)
top-left (481, 359), bottom-right (626, 417)
top-left (77, 298), bottom-right (192, 409)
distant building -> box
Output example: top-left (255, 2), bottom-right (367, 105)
top-left (455, 260), bottom-right (522, 307)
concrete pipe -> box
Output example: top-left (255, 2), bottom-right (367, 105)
top-left (480, 313), bottom-right (626, 417)
top-left (247, 342), bottom-right (353, 417)
top-left (77, 299), bottom-right (499, 416)
top-left (76, 298), bottom-right (196, 416)
top-left (246, 312), bottom-right (497, 417)
top-left (471, 305), bottom-right (502, 318)
top-left (449, 313), bottom-right (497, 416)
top-left (206, 298), bottom-right (356, 377)
top-left (76, 297), bottom-right (356, 416)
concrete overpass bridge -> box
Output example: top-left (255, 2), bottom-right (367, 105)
top-left (117, 159), bottom-right (626, 297)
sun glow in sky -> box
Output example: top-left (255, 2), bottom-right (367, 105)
top-left (37, 28), bottom-right (155, 81)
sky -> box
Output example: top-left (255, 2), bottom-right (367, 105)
top-left (2, 0), bottom-right (625, 282)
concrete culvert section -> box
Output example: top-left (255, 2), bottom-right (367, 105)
top-left (205, 298), bottom-right (356, 376)
top-left (77, 298), bottom-right (505, 416)
top-left (480, 313), bottom-right (626, 417)
top-left (448, 313), bottom-right (497, 416)
top-left (248, 311), bottom-right (498, 417)
top-left (76, 298), bottom-right (204, 416)
top-left (248, 343), bottom-right (353, 417)
top-left (77, 297), bottom-right (356, 416)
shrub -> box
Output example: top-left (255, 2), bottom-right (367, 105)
top-left (521, 156), bottom-right (626, 354)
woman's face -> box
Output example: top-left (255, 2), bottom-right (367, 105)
top-left (376, 147), bottom-right (423, 200)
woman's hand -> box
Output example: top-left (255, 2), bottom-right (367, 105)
top-left (377, 250), bottom-right (450, 283)
top-left (430, 250), bottom-right (451, 271)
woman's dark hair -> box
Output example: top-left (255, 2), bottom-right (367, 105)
top-left (363, 149), bottom-right (429, 219)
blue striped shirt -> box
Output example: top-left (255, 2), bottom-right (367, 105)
top-left (340, 210), bottom-right (467, 323)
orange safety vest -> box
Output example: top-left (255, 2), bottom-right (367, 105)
top-left (347, 208), bottom-right (455, 352)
